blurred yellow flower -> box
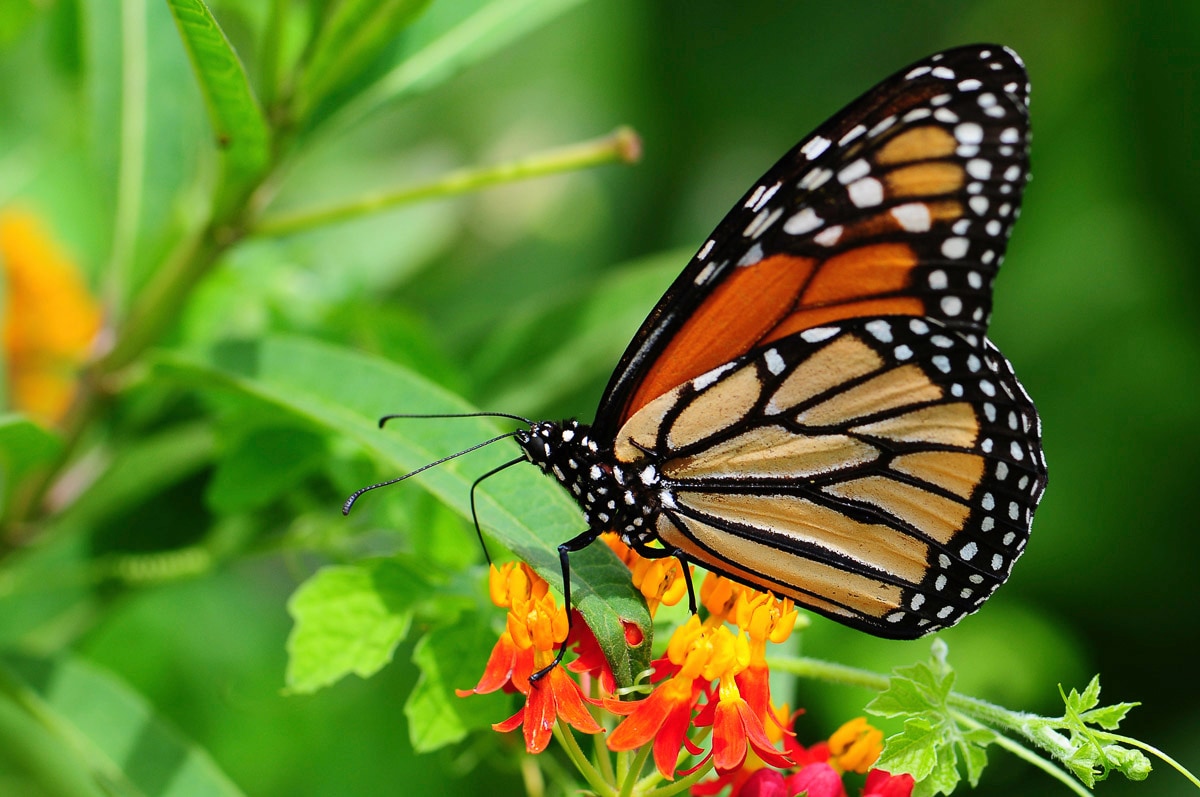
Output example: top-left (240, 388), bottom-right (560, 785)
top-left (0, 208), bottom-right (101, 425)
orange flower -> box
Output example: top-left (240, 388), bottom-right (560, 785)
top-left (733, 591), bottom-right (800, 724)
top-left (606, 615), bottom-right (712, 778)
top-left (459, 562), bottom-right (603, 753)
top-left (826, 717), bottom-right (884, 774)
top-left (0, 208), bottom-right (101, 425)
top-left (493, 663), bottom-right (602, 754)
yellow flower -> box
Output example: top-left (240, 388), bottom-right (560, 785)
top-left (0, 208), bottom-right (101, 425)
top-left (827, 716), bottom-right (885, 774)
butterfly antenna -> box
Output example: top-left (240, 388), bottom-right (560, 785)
top-left (342, 431), bottom-right (519, 515)
top-left (378, 411), bottom-right (532, 427)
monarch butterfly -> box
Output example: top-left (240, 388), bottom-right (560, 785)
top-left (348, 44), bottom-right (1046, 672)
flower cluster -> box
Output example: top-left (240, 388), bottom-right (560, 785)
top-left (459, 538), bottom-right (915, 797)
top-left (0, 208), bottom-right (101, 426)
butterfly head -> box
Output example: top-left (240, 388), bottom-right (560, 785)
top-left (515, 419), bottom-right (659, 542)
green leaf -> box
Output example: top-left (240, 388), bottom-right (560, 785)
top-left (294, 0), bottom-right (432, 122)
top-left (286, 557), bottom-right (430, 693)
top-left (314, 0), bottom-right (590, 139)
top-left (166, 0), bottom-right (270, 213)
top-left (404, 617), bottom-right (511, 752)
top-left (0, 414), bottom-right (61, 518)
top-left (156, 336), bottom-right (652, 687)
top-left (0, 651), bottom-right (245, 796)
top-left (207, 424), bottom-right (326, 513)
top-left (869, 641), bottom-right (993, 797)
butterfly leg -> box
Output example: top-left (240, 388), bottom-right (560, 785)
top-left (468, 456), bottom-right (524, 565)
top-left (529, 527), bottom-right (602, 685)
top-left (628, 540), bottom-right (698, 615)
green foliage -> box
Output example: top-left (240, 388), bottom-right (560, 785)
top-left (1, 1), bottom-right (1198, 795)
top-left (165, 0), bottom-right (270, 213)
top-left (869, 641), bottom-right (996, 796)
top-left (286, 557), bottom-right (430, 692)
top-left (0, 652), bottom-right (246, 796)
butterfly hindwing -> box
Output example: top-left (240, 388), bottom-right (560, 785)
top-left (610, 316), bottom-right (1046, 638)
top-left (596, 45), bottom-right (1032, 440)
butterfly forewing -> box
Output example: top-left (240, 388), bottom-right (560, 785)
top-left (611, 317), bottom-right (1046, 638)
top-left (597, 45), bottom-right (1032, 439)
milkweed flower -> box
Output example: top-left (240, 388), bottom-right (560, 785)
top-left (826, 717), bottom-right (885, 774)
top-left (457, 562), bottom-right (602, 753)
top-left (0, 208), bottom-right (101, 425)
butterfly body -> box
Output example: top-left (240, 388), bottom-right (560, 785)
top-left (351, 45), bottom-right (1048, 656)
top-left (516, 44), bottom-right (1046, 642)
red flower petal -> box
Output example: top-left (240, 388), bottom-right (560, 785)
top-left (712, 701), bottom-right (749, 772)
top-left (736, 700), bottom-right (793, 769)
top-left (739, 768), bottom-right (789, 797)
top-left (863, 769), bottom-right (916, 797)
top-left (651, 695), bottom-right (695, 780)
top-left (523, 678), bottom-right (557, 754)
top-left (544, 667), bottom-right (602, 735)
top-left (492, 706), bottom-right (525, 733)
top-left (786, 763), bottom-right (847, 797)
top-left (457, 632), bottom-right (527, 697)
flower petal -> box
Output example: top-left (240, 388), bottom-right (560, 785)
top-left (786, 762), bottom-right (847, 797)
top-left (863, 769), bottom-right (916, 797)
top-left (712, 701), bottom-right (749, 772)
top-left (545, 667), bottom-right (602, 735)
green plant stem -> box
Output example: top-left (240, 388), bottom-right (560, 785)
top-left (553, 723), bottom-right (613, 797)
top-left (618, 743), bottom-right (653, 797)
top-left (593, 730), bottom-right (616, 785)
top-left (765, 654), bottom-right (890, 691)
top-left (258, 0), bottom-right (288, 111)
top-left (106, 0), bottom-right (148, 317)
top-left (248, 126), bottom-right (641, 238)
top-left (644, 759), bottom-right (714, 797)
top-left (951, 709), bottom-right (1089, 797)
top-left (1102, 733), bottom-right (1200, 789)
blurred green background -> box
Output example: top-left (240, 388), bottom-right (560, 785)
top-left (0, 1), bottom-right (1197, 795)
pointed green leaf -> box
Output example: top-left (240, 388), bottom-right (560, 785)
top-left (0, 414), bottom-right (61, 517)
top-left (294, 0), bottom-right (432, 121)
top-left (1, 652), bottom-right (245, 796)
top-left (156, 336), bottom-right (652, 687)
top-left (166, 0), bottom-right (270, 212)
top-left (405, 618), bottom-right (511, 752)
top-left (285, 558), bottom-right (429, 693)
top-left (315, 0), bottom-right (590, 138)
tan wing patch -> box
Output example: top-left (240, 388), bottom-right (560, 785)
top-left (667, 363), bottom-right (763, 450)
top-left (767, 335), bottom-right (883, 414)
top-left (663, 427), bottom-right (878, 481)
top-left (850, 402), bottom-right (979, 447)
top-left (615, 389), bottom-right (679, 462)
top-left (797, 364), bottom-right (943, 427)
top-left (890, 451), bottom-right (985, 499)
top-left (675, 490), bottom-right (930, 585)
top-left (656, 512), bottom-right (904, 619)
top-left (823, 475), bottom-right (969, 544)
top-left (875, 125), bottom-right (958, 165)
top-left (885, 162), bottom-right (965, 197)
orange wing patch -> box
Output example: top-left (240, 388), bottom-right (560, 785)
top-left (625, 254), bottom-right (816, 421)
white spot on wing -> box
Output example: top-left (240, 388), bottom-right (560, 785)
top-left (890, 202), bottom-right (931, 232)
top-left (784, 207), bottom-right (823, 235)
top-left (737, 243), bottom-right (765, 267)
top-left (764, 348), bottom-right (786, 375)
top-left (800, 326), bottom-right (840, 343)
top-left (813, 225), bottom-right (843, 247)
top-left (847, 177), bottom-right (884, 207)
top-left (801, 136), bottom-right (831, 160)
